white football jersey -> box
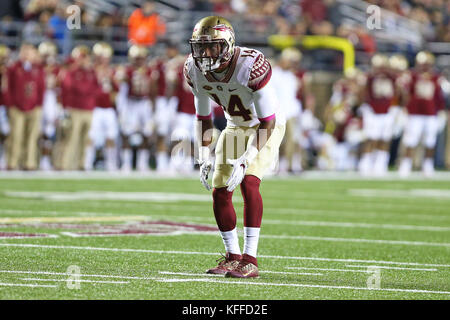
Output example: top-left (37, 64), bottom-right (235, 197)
top-left (184, 46), bottom-right (284, 127)
top-left (271, 66), bottom-right (302, 119)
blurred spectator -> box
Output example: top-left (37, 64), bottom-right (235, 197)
top-left (0, 0), bottom-right (24, 20)
top-left (128, 0), bottom-right (166, 47)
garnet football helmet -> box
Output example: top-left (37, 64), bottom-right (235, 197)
top-left (189, 16), bottom-right (235, 74)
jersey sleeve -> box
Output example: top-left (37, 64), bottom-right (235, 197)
top-left (253, 80), bottom-right (277, 122)
top-left (248, 53), bottom-right (272, 92)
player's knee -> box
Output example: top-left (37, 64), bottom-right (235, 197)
top-left (240, 175), bottom-right (261, 198)
top-left (213, 187), bottom-right (232, 205)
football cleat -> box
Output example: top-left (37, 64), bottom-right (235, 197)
top-left (206, 253), bottom-right (241, 275)
top-left (225, 255), bottom-right (259, 278)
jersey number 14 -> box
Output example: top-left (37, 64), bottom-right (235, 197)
top-left (210, 93), bottom-right (252, 121)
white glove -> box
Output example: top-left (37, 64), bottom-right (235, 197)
top-left (198, 146), bottom-right (212, 191)
top-left (226, 145), bottom-right (259, 192)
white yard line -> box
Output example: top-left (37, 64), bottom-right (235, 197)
top-left (21, 278), bottom-right (129, 284)
top-left (1, 243), bottom-right (449, 268)
top-left (2, 211), bottom-right (448, 232)
top-left (0, 270), bottom-right (156, 281)
top-left (2, 191), bottom-right (214, 203)
top-left (0, 282), bottom-right (57, 288)
top-left (286, 267), bottom-right (374, 273)
top-left (349, 189), bottom-right (450, 199)
top-left (153, 277), bottom-right (450, 295)
top-left (159, 271), bottom-right (323, 277)
top-left (258, 234), bottom-right (450, 248)
top-left (343, 265), bottom-right (439, 271)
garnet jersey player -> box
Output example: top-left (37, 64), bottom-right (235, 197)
top-left (399, 51), bottom-right (446, 177)
top-left (117, 45), bottom-right (156, 172)
top-left (0, 44), bottom-right (10, 170)
top-left (185, 16), bottom-right (286, 278)
top-left (359, 54), bottom-right (397, 176)
top-left (85, 42), bottom-right (119, 171)
top-left (37, 41), bottom-right (61, 171)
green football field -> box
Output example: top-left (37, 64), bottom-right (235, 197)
top-left (0, 172), bottom-right (449, 300)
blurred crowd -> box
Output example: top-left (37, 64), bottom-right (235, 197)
top-left (0, 39), bottom-right (448, 176)
top-left (0, 0), bottom-right (449, 176)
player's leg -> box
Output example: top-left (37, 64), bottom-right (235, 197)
top-left (78, 110), bottom-right (93, 170)
top-left (226, 123), bottom-right (286, 278)
top-left (0, 105), bottom-right (10, 170)
top-left (104, 108), bottom-right (119, 171)
top-left (399, 115), bottom-right (423, 176)
top-left (207, 126), bottom-right (242, 274)
top-left (422, 115), bottom-right (438, 176)
top-left (358, 109), bottom-right (376, 175)
top-left (154, 96), bottom-right (170, 172)
top-left (119, 99), bottom-right (136, 172)
top-left (374, 113), bottom-right (394, 175)
top-left (7, 107), bottom-right (25, 170)
top-left (85, 108), bottom-right (101, 171)
top-left (136, 99), bottom-right (153, 172)
top-left (169, 113), bottom-right (195, 172)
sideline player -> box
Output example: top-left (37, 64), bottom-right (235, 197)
top-left (398, 51), bottom-right (446, 176)
top-left (85, 42), bottom-right (119, 171)
top-left (185, 16), bottom-right (286, 278)
top-left (38, 41), bottom-right (61, 171)
top-left (117, 45), bottom-right (155, 172)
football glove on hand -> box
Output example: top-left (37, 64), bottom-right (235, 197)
top-left (198, 146), bottom-right (212, 191)
top-left (226, 145), bottom-right (259, 192)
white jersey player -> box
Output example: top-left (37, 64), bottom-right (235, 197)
top-left (185, 16), bottom-right (285, 279)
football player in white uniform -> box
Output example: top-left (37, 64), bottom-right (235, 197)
top-left (185, 16), bottom-right (286, 278)
top-left (0, 44), bottom-right (10, 170)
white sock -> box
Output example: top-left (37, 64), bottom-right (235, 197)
top-left (156, 151), bottom-right (169, 171)
top-left (0, 146), bottom-right (6, 170)
top-left (220, 228), bottom-right (241, 255)
top-left (137, 149), bottom-right (150, 171)
top-left (121, 149), bottom-right (132, 170)
top-left (40, 155), bottom-right (52, 171)
top-left (358, 152), bottom-right (372, 174)
top-left (84, 145), bottom-right (95, 171)
top-left (105, 147), bottom-right (117, 171)
top-left (243, 227), bottom-right (260, 258)
top-left (422, 157), bottom-right (434, 175)
top-left (399, 157), bottom-right (412, 176)
top-left (375, 150), bottom-right (389, 173)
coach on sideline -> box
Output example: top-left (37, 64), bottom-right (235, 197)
top-left (60, 45), bottom-right (100, 170)
top-left (7, 43), bottom-right (45, 170)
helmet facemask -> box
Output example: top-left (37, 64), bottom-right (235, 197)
top-left (190, 38), bottom-right (231, 74)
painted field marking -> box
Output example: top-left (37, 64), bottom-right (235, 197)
top-left (2, 191), bottom-right (218, 203)
top-left (0, 216), bottom-right (147, 224)
top-left (286, 267), bottom-right (373, 273)
top-left (21, 278), bottom-right (129, 284)
top-left (159, 271), bottom-right (323, 277)
top-left (349, 189), bottom-right (450, 199)
top-left (0, 270), bottom-right (156, 281)
top-left (1, 243), bottom-right (449, 268)
top-left (153, 277), bottom-right (450, 295)
top-left (259, 234), bottom-right (450, 248)
top-left (344, 265), bottom-right (439, 272)
top-left (2, 212), bottom-right (448, 233)
top-left (0, 282), bottom-right (57, 288)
